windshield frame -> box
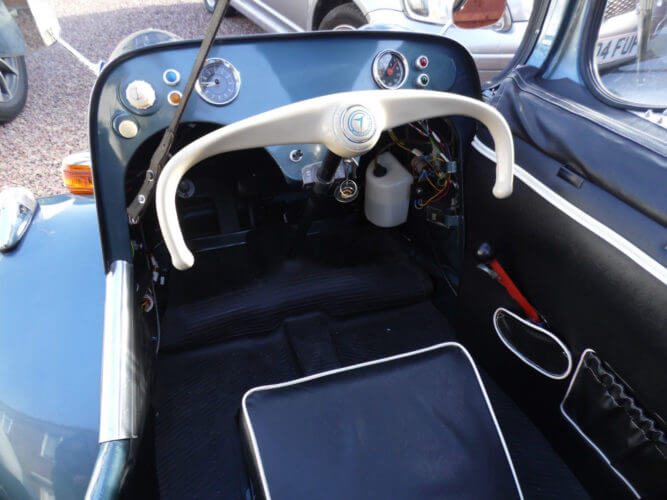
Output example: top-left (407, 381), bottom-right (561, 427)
top-left (483, 0), bottom-right (554, 90)
top-left (581, 0), bottom-right (667, 111)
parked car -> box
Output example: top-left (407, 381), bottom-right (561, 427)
top-left (0, 0), bottom-right (98, 123)
top-left (206, 0), bottom-right (667, 83)
top-left (205, 0), bottom-right (533, 81)
top-left (0, 0), bottom-right (65, 122)
top-left (1, 0), bottom-right (666, 499)
top-left (0, 0), bottom-right (28, 122)
top-left (597, 0), bottom-right (667, 69)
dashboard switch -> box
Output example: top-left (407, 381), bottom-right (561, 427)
top-left (167, 90), bottom-right (183, 106)
top-left (125, 80), bottom-right (156, 111)
top-left (163, 69), bottom-right (181, 86)
top-left (115, 117), bottom-right (139, 139)
top-left (415, 55), bottom-right (429, 70)
top-left (416, 73), bottom-right (430, 88)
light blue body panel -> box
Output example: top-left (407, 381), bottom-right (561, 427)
top-left (0, 195), bottom-right (104, 500)
top-left (0, 1), bottom-right (26, 56)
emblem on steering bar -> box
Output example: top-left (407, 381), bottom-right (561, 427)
top-left (342, 105), bottom-right (376, 144)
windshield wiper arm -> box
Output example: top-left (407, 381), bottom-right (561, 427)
top-left (127, 0), bottom-right (231, 224)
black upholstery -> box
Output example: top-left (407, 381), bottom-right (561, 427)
top-left (241, 342), bottom-right (522, 500)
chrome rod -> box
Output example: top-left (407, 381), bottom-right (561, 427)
top-left (99, 260), bottom-right (143, 442)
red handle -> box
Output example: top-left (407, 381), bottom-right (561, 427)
top-left (488, 259), bottom-right (541, 323)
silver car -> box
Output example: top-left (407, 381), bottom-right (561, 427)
top-left (205, 0), bottom-right (533, 82)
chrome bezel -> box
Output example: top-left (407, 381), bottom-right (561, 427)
top-left (415, 54), bottom-right (429, 70)
top-left (162, 68), bottom-right (181, 86)
top-left (372, 49), bottom-right (409, 90)
top-left (167, 90), bottom-right (183, 107)
top-left (195, 58), bottom-right (241, 106)
top-left (416, 73), bottom-right (430, 88)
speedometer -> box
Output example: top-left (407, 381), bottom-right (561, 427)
top-left (195, 58), bottom-right (241, 106)
top-left (372, 50), bottom-right (409, 89)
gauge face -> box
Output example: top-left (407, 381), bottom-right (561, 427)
top-left (372, 50), bottom-right (409, 89)
top-left (195, 58), bottom-right (241, 106)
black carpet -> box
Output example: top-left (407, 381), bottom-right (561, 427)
top-left (154, 300), bottom-right (588, 499)
top-left (155, 330), bottom-right (300, 500)
top-left (154, 230), bottom-right (587, 499)
top-left (161, 258), bottom-right (434, 352)
top-left (154, 300), bottom-right (453, 499)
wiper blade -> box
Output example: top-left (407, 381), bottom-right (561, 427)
top-left (127, 0), bottom-right (231, 224)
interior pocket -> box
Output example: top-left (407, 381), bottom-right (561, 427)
top-left (561, 350), bottom-right (667, 499)
top-left (492, 307), bottom-right (572, 379)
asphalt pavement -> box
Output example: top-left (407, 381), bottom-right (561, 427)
top-left (0, 0), bottom-right (261, 196)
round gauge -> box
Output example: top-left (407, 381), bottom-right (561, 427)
top-left (372, 50), bottom-right (409, 89)
top-left (195, 58), bottom-right (241, 106)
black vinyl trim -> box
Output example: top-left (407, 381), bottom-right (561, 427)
top-left (484, 67), bottom-right (667, 228)
top-left (508, 70), bottom-right (667, 157)
top-left (476, 133), bottom-right (667, 267)
top-left (242, 342), bottom-right (523, 500)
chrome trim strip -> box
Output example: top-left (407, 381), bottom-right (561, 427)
top-left (99, 260), bottom-right (142, 442)
top-left (472, 136), bottom-right (667, 285)
top-left (84, 440), bottom-right (129, 500)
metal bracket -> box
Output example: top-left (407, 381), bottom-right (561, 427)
top-left (426, 206), bottom-right (460, 228)
top-left (301, 157), bottom-right (358, 186)
top-left (444, 160), bottom-right (458, 174)
top-left (476, 263), bottom-right (499, 281)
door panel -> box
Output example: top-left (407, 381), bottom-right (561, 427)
top-left (458, 67), bottom-right (667, 499)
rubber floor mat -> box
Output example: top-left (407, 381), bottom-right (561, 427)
top-left (154, 301), bottom-right (587, 499)
top-left (154, 329), bottom-right (300, 500)
top-left (154, 301), bottom-right (450, 499)
top-left (161, 258), bottom-right (433, 351)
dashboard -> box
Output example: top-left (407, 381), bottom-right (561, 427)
top-left (90, 31), bottom-right (481, 263)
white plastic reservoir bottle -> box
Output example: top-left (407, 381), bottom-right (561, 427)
top-left (365, 152), bottom-right (413, 228)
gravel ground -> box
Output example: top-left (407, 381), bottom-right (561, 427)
top-left (0, 0), bottom-right (261, 196)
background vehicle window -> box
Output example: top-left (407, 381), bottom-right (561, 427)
top-left (594, 0), bottom-right (667, 107)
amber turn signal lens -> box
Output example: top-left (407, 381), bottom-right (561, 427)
top-left (62, 152), bottom-right (94, 196)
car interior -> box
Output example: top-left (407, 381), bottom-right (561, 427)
top-left (87, 10), bottom-right (667, 499)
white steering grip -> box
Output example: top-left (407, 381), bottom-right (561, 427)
top-left (155, 90), bottom-right (514, 270)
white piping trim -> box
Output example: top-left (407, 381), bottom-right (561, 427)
top-left (471, 136), bottom-right (667, 286)
top-left (560, 349), bottom-right (640, 498)
top-left (492, 308), bottom-right (572, 380)
top-left (241, 342), bottom-right (524, 500)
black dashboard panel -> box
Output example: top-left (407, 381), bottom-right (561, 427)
top-left (89, 31), bottom-right (481, 266)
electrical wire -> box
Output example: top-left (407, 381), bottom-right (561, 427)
top-left (415, 179), bottom-right (451, 210)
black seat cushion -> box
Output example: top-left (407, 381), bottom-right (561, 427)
top-left (241, 342), bottom-right (522, 500)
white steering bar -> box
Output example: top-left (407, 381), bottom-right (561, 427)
top-left (156, 90), bottom-right (514, 270)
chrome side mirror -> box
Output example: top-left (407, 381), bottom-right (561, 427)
top-left (0, 187), bottom-right (37, 252)
top-left (403, 0), bottom-right (507, 30)
top-left (452, 0), bottom-right (508, 29)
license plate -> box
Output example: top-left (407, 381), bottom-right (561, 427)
top-left (596, 33), bottom-right (638, 66)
